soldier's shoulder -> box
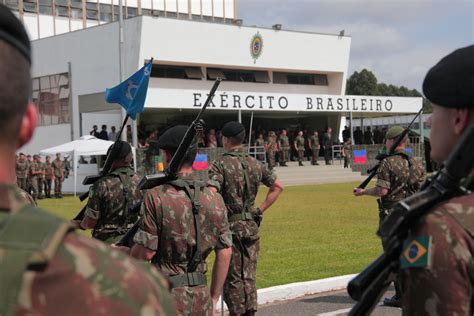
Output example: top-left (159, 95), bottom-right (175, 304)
top-left (22, 232), bottom-right (175, 314)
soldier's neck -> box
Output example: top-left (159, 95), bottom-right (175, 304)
top-left (178, 166), bottom-right (193, 176)
top-left (0, 148), bottom-right (17, 185)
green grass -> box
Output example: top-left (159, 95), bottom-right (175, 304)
top-left (38, 182), bottom-right (382, 289)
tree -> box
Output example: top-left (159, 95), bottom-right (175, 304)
top-left (346, 69), bottom-right (378, 95)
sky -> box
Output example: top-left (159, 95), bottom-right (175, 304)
top-left (237, 0), bottom-right (473, 92)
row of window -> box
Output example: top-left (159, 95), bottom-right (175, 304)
top-left (31, 73), bottom-right (71, 126)
top-left (151, 64), bottom-right (329, 86)
top-left (5, 0), bottom-right (231, 24)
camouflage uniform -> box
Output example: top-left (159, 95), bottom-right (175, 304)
top-left (28, 161), bottom-right (42, 202)
top-left (342, 142), bottom-right (351, 168)
top-left (43, 161), bottom-right (54, 198)
top-left (209, 148), bottom-right (277, 314)
top-left (38, 161), bottom-right (45, 199)
top-left (0, 183), bottom-right (176, 316)
top-left (84, 167), bottom-right (142, 244)
top-left (278, 135), bottom-right (290, 165)
top-left (376, 152), bottom-right (426, 229)
top-left (255, 137), bottom-right (265, 162)
top-left (63, 158), bottom-right (71, 179)
top-left (133, 173), bottom-right (232, 316)
top-left (15, 159), bottom-right (28, 191)
top-left (309, 135), bottom-right (320, 165)
top-left (295, 136), bottom-right (305, 164)
top-left (400, 188), bottom-right (474, 315)
top-left (51, 158), bottom-right (64, 197)
top-left (265, 134), bottom-right (277, 170)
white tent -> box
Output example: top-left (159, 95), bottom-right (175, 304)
top-left (40, 135), bottom-right (136, 195)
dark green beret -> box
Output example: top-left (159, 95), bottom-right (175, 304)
top-left (158, 125), bottom-right (197, 151)
top-left (107, 140), bottom-right (131, 159)
top-left (385, 126), bottom-right (404, 140)
top-left (423, 45), bottom-right (474, 108)
top-left (222, 121), bottom-right (245, 137)
top-left (0, 4), bottom-right (31, 63)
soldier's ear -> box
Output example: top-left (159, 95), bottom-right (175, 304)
top-left (453, 108), bottom-right (471, 136)
top-left (17, 102), bottom-right (38, 149)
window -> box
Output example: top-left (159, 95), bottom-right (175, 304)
top-left (151, 64), bottom-right (203, 80)
top-left (207, 68), bottom-right (270, 83)
top-left (273, 72), bottom-right (329, 86)
top-left (32, 73), bottom-right (71, 126)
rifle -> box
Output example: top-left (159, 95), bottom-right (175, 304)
top-left (357, 108), bottom-right (423, 189)
top-left (115, 78), bottom-right (222, 247)
top-left (347, 123), bottom-right (474, 315)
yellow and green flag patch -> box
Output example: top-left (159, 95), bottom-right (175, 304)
top-left (400, 236), bottom-right (432, 269)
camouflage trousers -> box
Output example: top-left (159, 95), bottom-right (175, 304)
top-left (266, 151), bottom-right (276, 169)
top-left (297, 149), bottom-right (305, 162)
top-left (311, 148), bottom-right (319, 165)
top-left (17, 177), bottom-right (27, 191)
top-left (43, 179), bottom-right (52, 197)
top-left (280, 148), bottom-right (289, 163)
top-left (54, 178), bottom-right (62, 196)
top-left (224, 222), bottom-right (260, 315)
top-left (30, 177), bottom-right (40, 201)
top-left (172, 285), bottom-right (212, 316)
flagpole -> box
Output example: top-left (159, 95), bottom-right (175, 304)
top-left (118, 0), bottom-right (128, 142)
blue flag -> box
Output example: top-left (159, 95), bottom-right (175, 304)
top-left (105, 61), bottom-right (152, 120)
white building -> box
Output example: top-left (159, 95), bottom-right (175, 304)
top-left (7, 0), bottom-right (422, 154)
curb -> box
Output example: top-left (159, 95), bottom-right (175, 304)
top-left (217, 274), bottom-right (356, 311)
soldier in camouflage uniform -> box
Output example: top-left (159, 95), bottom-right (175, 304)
top-left (0, 8), bottom-right (176, 315)
top-left (254, 133), bottom-right (265, 162)
top-left (28, 155), bottom-right (43, 202)
top-left (353, 125), bottom-right (425, 306)
top-left (79, 141), bottom-right (142, 244)
top-left (278, 129), bottom-right (290, 167)
top-left (130, 125), bottom-right (233, 316)
top-left (25, 154), bottom-right (32, 194)
top-left (43, 155), bottom-right (54, 198)
top-left (209, 121), bottom-right (284, 316)
top-left (15, 153), bottom-right (28, 190)
top-left (294, 130), bottom-right (305, 166)
top-left (399, 45), bottom-right (474, 315)
top-left (308, 130), bottom-right (320, 165)
top-left (52, 152), bottom-right (64, 198)
top-left (265, 131), bottom-right (277, 170)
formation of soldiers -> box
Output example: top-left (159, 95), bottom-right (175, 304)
top-left (1, 6), bottom-right (472, 316)
top-left (15, 152), bottom-right (70, 202)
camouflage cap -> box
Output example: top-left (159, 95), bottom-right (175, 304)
top-left (385, 126), bottom-right (405, 140)
top-left (222, 121), bottom-right (245, 137)
top-left (423, 45), bottom-right (474, 108)
top-left (0, 4), bottom-right (31, 63)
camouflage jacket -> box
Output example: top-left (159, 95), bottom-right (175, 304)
top-left (376, 152), bottom-right (425, 207)
top-left (278, 135), bottom-right (290, 148)
top-left (29, 161), bottom-right (42, 178)
top-left (0, 184), bottom-right (175, 316)
top-left (133, 173), bottom-right (232, 315)
top-left (85, 167), bottom-right (142, 242)
top-left (15, 161), bottom-right (28, 179)
top-left (51, 159), bottom-right (63, 178)
top-left (400, 190), bottom-right (474, 315)
top-left (255, 138), bottom-right (265, 147)
top-left (295, 136), bottom-right (305, 149)
top-left (309, 135), bottom-right (319, 147)
top-left (265, 136), bottom-right (277, 151)
top-left (209, 148), bottom-right (277, 238)
top-left (43, 161), bottom-right (54, 179)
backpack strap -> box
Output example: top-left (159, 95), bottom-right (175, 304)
top-left (223, 152), bottom-right (253, 222)
top-left (0, 205), bottom-right (70, 316)
top-left (168, 179), bottom-right (205, 273)
top-left (109, 168), bottom-right (135, 225)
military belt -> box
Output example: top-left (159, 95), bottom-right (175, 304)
top-left (168, 271), bottom-right (207, 288)
top-left (228, 212), bottom-right (253, 222)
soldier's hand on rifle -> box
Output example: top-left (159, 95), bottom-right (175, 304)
top-left (111, 243), bottom-right (131, 255)
top-left (353, 188), bottom-right (365, 196)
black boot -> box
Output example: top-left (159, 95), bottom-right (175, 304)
top-left (244, 310), bottom-right (256, 316)
top-left (299, 161), bottom-right (304, 166)
top-left (383, 294), bottom-right (401, 307)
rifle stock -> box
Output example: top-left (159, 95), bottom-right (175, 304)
top-left (347, 123), bottom-right (474, 315)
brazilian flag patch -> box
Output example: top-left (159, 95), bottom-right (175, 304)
top-left (400, 236), bottom-right (432, 269)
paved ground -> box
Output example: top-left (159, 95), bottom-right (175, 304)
top-left (258, 288), bottom-right (401, 316)
top-left (272, 160), bottom-right (365, 186)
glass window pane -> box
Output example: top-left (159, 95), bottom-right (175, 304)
top-left (40, 76), bottom-right (50, 89)
top-left (32, 78), bottom-right (39, 90)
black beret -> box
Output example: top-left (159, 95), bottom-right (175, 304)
top-left (423, 45), bottom-right (474, 108)
top-left (107, 140), bottom-right (131, 159)
top-left (158, 125), bottom-right (197, 151)
top-left (0, 4), bottom-right (31, 63)
top-left (222, 121), bottom-right (245, 137)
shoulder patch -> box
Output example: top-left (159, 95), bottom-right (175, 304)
top-left (400, 236), bottom-right (432, 269)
